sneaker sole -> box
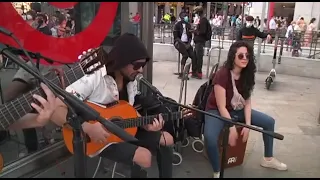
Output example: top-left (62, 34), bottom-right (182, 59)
top-left (260, 163), bottom-right (288, 171)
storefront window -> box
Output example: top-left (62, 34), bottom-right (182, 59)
top-left (76, 2), bottom-right (121, 46)
top-left (2, 1), bottom-right (122, 172)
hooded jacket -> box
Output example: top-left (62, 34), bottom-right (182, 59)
top-left (106, 33), bottom-right (150, 72)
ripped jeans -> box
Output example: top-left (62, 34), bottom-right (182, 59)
top-left (204, 109), bottom-right (275, 172)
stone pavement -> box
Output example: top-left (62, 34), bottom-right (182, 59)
top-left (1, 60), bottom-right (320, 178)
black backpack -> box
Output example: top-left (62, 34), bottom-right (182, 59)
top-left (184, 63), bottom-right (219, 138)
top-left (205, 18), bottom-right (212, 41)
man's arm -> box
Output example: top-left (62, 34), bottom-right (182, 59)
top-left (173, 22), bottom-right (180, 41)
top-left (50, 72), bottom-right (96, 127)
top-left (9, 114), bottom-right (43, 130)
top-left (254, 28), bottom-right (268, 39)
top-left (236, 28), bottom-right (243, 41)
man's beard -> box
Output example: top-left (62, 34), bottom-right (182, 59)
top-left (120, 70), bottom-right (137, 82)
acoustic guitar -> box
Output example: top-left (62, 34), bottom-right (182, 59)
top-left (0, 47), bottom-right (103, 172)
top-left (62, 100), bottom-right (183, 156)
top-left (0, 47), bottom-right (103, 131)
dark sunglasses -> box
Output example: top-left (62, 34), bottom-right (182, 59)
top-left (237, 53), bottom-right (250, 60)
top-left (132, 61), bottom-right (147, 70)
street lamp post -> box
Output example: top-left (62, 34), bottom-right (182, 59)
top-left (241, 2), bottom-right (245, 25)
top-left (256, 2), bottom-right (267, 72)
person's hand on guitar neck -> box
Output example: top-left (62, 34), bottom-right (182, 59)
top-left (82, 122), bottom-right (110, 143)
top-left (31, 83), bottom-right (57, 126)
top-left (143, 114), bottom-right (164, 132)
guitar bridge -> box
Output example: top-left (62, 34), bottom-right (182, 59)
top-left (105, 101), bottom-right (119, 108)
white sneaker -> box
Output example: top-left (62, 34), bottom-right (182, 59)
top-left (213, 172), bottom-right (220, 178)
top-left (260, 157), bottom-right (288, 171)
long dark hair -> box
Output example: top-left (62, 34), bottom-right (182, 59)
top-left (310, 18), bottom-right (316, 24)
top-left (223, 41), bottom-right (256, 99)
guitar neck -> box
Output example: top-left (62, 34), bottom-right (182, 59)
top-left (0, 63), bottom-right (85, 130)
top-left (114, 112), bottom-right (181, 129)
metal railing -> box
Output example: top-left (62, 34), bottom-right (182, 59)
top-left (173, 40), bottom-right (223, 79)
top-left (153, 24), bottom-right (320, 59)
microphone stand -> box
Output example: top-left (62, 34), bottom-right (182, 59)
top-left (0, 44), bottom-right (139, 178)
top-left (6, 45), bottom-right (74, 65)
top-left (154, 93), bottom-right (284, 178)
top-left (7, 44), bottom-right (87, 177)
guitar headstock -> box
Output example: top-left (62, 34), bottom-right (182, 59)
top-left (78, 47), bottom-right (105, 74)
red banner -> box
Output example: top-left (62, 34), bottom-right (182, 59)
top-left (0, 2), bottom-right (119, 64)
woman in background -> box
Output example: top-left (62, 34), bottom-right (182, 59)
top-left (304, 18), bottom-right (316, 47)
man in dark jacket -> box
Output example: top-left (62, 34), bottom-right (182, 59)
top-left (193, 6), bottom-right (210, 79)
top-left (173, 12), bottom-right (195, 79)
top-left (237, 15), bottom-right (271, 48)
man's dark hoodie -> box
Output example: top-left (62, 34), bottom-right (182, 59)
top-left (106, 33), bottom-right (150, 72)
top-left (173, 13), bottom-right (192, 43)
top-left (193, 8), bottom-right (210, 43)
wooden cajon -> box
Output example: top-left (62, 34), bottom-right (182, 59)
top-left (203, 126), bottom-right (248, 169)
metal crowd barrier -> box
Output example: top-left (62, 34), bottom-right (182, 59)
top-left (0, 141), bottom-right (70, 178)
top-left (174, 40), bottom-right (222, 79)
top-left (154, 24), bottom-right (320, 59)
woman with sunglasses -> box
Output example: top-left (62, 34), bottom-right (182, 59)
top-left (204, 41), bottom-right (287, 178)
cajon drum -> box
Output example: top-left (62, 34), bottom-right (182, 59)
top-left (203, 126), bottom-right (248, 169)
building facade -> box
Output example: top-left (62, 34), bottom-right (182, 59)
top-left (249, 2), bottom-right (320, 29)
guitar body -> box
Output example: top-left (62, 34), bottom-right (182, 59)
top-left (62, 100), bottom-right (139, 156)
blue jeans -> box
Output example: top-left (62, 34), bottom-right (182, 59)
top-left (204, 109), bottom-right (275, 172)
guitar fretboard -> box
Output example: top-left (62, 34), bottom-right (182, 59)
top-left (113, 112), bottom-right (181, 129)
top-left (0, 63), bottom-right (85, 130)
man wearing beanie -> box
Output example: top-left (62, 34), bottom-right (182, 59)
top-left (49, 33), bottom-right (174, 178)
top-left (237, 15), bottom-right (272, 49)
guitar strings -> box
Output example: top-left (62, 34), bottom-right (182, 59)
top-left (0, 68), bottom-right (81, 129)
top-left (0, 59), bottom-right (91, 129)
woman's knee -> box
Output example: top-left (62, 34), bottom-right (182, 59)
top-left (133, 147), bottom-right (152, 168)
top-left (159, 131), bottom-right (174, 146)
top-left (252, 110), bottom-right (275, 130)
top-left (265, 116), bottom-right (275, 129)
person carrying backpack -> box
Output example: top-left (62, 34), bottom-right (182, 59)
top-left (192, 6), bottom-right (212, 79)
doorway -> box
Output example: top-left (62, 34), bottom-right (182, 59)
top-left (274, 2), bottom-right (295, 22)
